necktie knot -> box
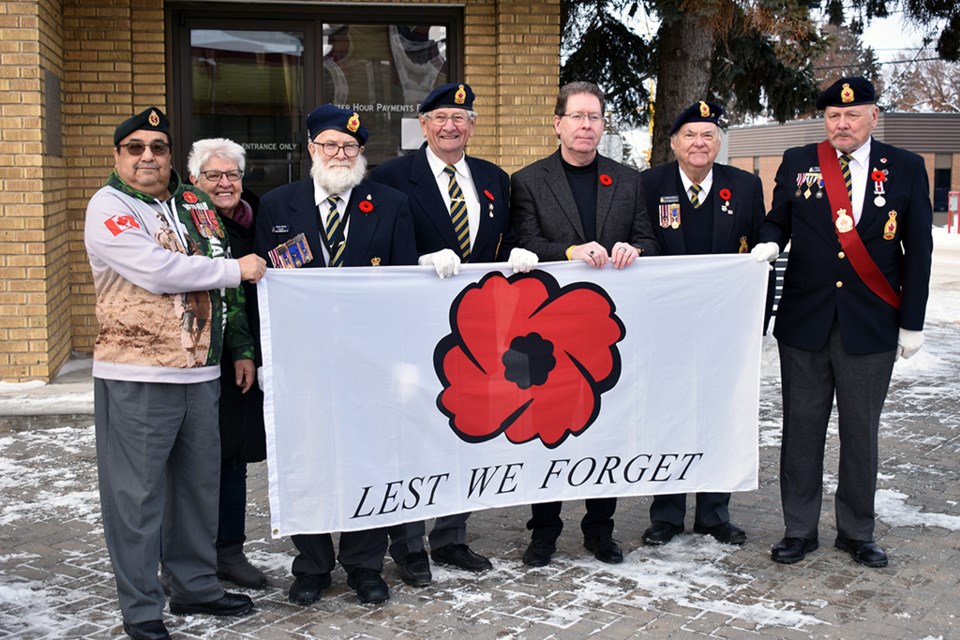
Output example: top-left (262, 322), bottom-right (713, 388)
top-left (444, 164), bottom-right (457, 178)
top-left (689, 184), bottom-right (703, 209)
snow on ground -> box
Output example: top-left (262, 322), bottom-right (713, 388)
top-left (0, 227), bottom-right (958, 639)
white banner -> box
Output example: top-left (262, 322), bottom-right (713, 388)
top-left (259, 256), bottom-right (768, 537)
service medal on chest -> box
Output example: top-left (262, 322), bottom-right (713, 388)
top-left (835, 208), bottom-right (853, 234)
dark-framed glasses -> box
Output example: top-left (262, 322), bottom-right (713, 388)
top-left (200, 169), bottom-right (244, 182)
top-left (118, 140), bottom-right (171, 156)
top-left (314, 142), bottom-right (362, 158)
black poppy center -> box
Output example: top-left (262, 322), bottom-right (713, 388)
top-left (502, 332), bottom-right (557, 390)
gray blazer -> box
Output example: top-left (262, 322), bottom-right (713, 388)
top-left (510, 150), bottom-right (659, 260)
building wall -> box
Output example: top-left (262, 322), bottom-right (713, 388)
top-left (0, 0), bottom-right (561, 382)
top-left (0, 0), bottom-right (70, 381)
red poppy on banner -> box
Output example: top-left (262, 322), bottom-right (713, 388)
top-left (434, 271), bottom-right (624, 447)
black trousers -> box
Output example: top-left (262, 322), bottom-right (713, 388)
top-left (526, 498), bottom-right (616, 543)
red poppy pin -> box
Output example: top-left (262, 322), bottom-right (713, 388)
top-left (434, 271), bottom-right (624, 448)
top-left (719, 188), bottom-right (732, 201)
top-left (871, 169), bottom-right (886, 182)
top-left (484, 189), bottom-right (495, 201)
top-left (359, 199), bottom-right (374, 213)
top-left (182, 191), bottom-right (198, 204)
top-left (599, 174), bottom-right (613, 186)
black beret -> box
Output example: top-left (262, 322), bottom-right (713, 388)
top-left (306, 104), bottom-right (368, 145)
top-left (114, 107), bottom-right (170, 146)
top-left (669, 101), bottom-right (723, 136)
top-left (419, 83), bottom-right (475, 113)
top-left (816, 77), bottom-right (876, 109)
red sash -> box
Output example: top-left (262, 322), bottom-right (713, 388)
top-left (816, 140), bottom-right (900, 310)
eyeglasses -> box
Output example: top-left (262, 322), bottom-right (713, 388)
top-left (117, 141), bottom-right (171, 156)
top-left (312, 142), bottom-right (362, 158)
top-left (422, 113), bottom-right (472, 126)
top-left (561, 113), bottom-right (604, 124)
top-left (200, 169), bottom-right (244, 182)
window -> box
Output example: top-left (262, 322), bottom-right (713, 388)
top-left (169, 4), bottom-right (462, 196)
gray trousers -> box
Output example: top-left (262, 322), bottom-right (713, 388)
top-left (95, 378), bottom-right (224, 623)
top-left (777, 324), bottom-right (896, 541)
top-left (387, 513), bottom-right (470, 561)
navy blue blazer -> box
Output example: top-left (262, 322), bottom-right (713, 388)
top-left (759, 139), bottom-right (933, 354)
top-left (254, 178), bottom-right (418, 268)
top-left (369, 147), bottom-right (512, 262)
top-left (510, 150), bottom-right (659, 260)
top-left (641, 161), bottom-right (765, 256)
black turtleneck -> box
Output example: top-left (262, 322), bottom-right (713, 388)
top-left (561, 155), bottom-right (599, 242)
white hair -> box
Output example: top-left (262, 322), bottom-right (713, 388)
top-left (187, 138), bottom-right (246, 178)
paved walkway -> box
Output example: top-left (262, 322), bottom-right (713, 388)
top-left (3, 233), bottom-right (960, 639)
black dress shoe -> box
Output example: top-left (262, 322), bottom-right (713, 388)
top-left (694, 521), bottom-right (747, 545)
top-left (835, 537), bottom-right (888, 568)
top-left (170, 591), bottom-right (253, 616)
top-left (346, 568), bottom-right (390, 604)
top-left (522, 539), bottom-right (556, 567)
top-left (396, 550), bottom-right (433, 586)
top-left (642, 521), bottom-right (684, 546)
top-left (771, 537), bottom-right (819, 564)
top-left (431, 543), bottom-right (493, 572)
top-left (584, 535), bottom-right (624, 564)
top-left (288, 573), bottom-right (332, 605)
top-left (122, 619), bottom-right (171, 640)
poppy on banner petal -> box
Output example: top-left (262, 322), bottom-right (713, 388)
top-left (434, 270), bottom-right (624, 448)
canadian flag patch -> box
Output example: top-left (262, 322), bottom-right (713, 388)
top-left (104, 214), bottom-right (140, 236)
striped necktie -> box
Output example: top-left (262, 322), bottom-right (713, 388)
top-left (689, 183), bottom-right (703, 209)
top-left (839, 154), bottom-right (853, 202)
top-left (324, 195), bottom-right (344, 268)
top-left (444, 164), bottom-right (471, 260)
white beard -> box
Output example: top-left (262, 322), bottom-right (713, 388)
top-left (311, 154), bottom-right (367, 196)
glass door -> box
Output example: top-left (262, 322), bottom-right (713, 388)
top-left (170, 5), bottom-right (461, 196)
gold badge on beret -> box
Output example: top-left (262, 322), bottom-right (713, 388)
top-left (841, 83), bottom-right (854, 104)
top-left (455, 84), bottom-right (466, 105)
top-left (347, 112), bottom-right (361, 133)
top-left (148, 110), bottom-right (160, 127)
top-left (699, 101), bottom-right (710, 117)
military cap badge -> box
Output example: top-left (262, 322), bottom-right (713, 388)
top-left (148, 110), bottom-right (160, 127)
top-left (841, 83), bottom-right (854, 104)
top-left (455, 84), bottom-right (467, 105)
top-left (347, 113), bottom-right (361, 133)
top-left (699, 101), bottom-right (711, 117)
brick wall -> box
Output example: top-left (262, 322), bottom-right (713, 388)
top-left (0, 0), bottom-right (561, 381)
top-left (0, 0), bottom-right (69, 381)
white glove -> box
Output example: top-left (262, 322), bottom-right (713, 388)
top-left (751, 242), bottom-right (780, 263)
top-left (508, 247), bottom-right (539, 273)
top-left (256, 366), bottom-right (264, 390)
top-left (419, 248), bottom-right (461, 278)
top-left (897, 328), bottom-right (924, 360)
